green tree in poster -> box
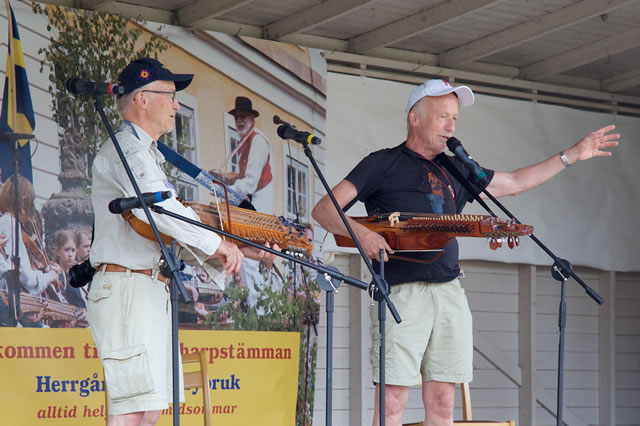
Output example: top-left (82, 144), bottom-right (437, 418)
top-left (32, 4), bottom-right (168, 182)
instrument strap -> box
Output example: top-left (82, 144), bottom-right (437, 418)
top-left (155, 139), bottom-right (245, 206)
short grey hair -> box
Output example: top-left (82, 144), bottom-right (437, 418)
top-left (116, 81), bottom-right (155, 116)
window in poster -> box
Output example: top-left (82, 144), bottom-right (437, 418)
top-left (284, 156), bottom-right (309, 222)
top-left (160, 96), bottom-right (199, 201)
top-left (224, 112), bottom-right (241, 174)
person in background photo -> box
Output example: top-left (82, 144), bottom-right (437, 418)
top-left (0, 175), bottom-right (60, 298)
top-left (74, 227), bottom-right (92, 263)
top-left (215, 96), bottom-right (273, 213)
top-left (211, 96), bottom-right (279, 310)
top-left (53, 229), bottom-right (85, 310)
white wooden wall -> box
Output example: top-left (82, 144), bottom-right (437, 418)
top-left (312, 255), bottom-right (640, 426)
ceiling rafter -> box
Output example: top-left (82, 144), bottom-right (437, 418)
top-left (78, 0), bottom-right (115, 10)
top-left (602, 68), bottom-right (640, 92)
top-left (264, 0), bottom-right (375, 41)
top-left (176, 0), bottom-right (253, 28)
top-left (439, 0), bottom-right (635, 68)
top-left (521, 27), bottom-right (640, 81)
top-left (26, 0), bottom-right (640, 95)
top-left (348, 0), bottom-right (500, 55)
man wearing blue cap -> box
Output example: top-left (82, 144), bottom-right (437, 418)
top-left (87, 58), bottom-right (244, 425)
top-left (313, 79), bottom-right (619, 426)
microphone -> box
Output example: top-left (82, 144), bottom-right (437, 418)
top-left (446, 137), bottom-right (489, 185)
top-left (65, 78), bottom-right (126, 96)
top-left (273, 115), bottom-right (291, 126)
top-left (276, 124), bottom-right (321, 145)
top-left (108, 191), bottom-right (172, 214)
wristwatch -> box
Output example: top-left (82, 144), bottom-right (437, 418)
top-left (559, 151), bottom-right (570, 168)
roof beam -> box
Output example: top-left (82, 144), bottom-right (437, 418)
top-left (440, 0), bottom-right (635, 68)
top-left (602, 68), bottom-right (640, 92)
top-left (349, 0), bottom-right (500, 54)
top-left (176, 0), bottom-right (253, 28)
top-left (84, 1), bottom-right (173, 23)
top-left (264, 0), bottom-right (375, 41)
top-left (78, 0), bottom-right (116, 10)
top-left (521, 26), bottom-right (640, 81)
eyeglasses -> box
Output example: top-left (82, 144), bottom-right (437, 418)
top-left (141, 90), bottom-right (177, 102)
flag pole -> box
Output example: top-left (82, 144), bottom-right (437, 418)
top-left (4, 0), bottom-right (21, 327)
top-left (5, 0), bottom-right (17, 136)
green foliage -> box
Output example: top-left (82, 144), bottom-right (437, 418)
top-left (31, 4), bottom-right (168, 174)
top-left (214, 265), bottom-right (321, 426)
top-left (216, 266), bottom-right (320, 333)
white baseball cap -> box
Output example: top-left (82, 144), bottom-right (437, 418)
top-left (406, 79), bottom-right (474, 112)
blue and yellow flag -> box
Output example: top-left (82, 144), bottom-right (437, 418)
top-left (0, 1), bottom-right (35, 182)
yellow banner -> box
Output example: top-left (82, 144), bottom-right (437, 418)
top-left (0, 328), bottom-right (300, 425)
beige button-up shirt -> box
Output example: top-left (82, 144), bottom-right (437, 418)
top-left (90, 122), bottom-right (221, 271)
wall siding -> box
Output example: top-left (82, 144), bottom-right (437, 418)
top-left (313, 257), bottom-right (640, 426)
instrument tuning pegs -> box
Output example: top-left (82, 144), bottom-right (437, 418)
top-left (489, 237), bottom-right (499, 250)
top-left (508, 236), bottom-right (515, 249)
top-left (515, 236), bottom-right (520, 246)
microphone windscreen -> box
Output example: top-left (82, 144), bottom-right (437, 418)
top-left (277, 124), bottom-right (288, 139)
top-left (65, 78), bottom-right (79, 94)
top-left (446, 137), bottom-right (462, 151)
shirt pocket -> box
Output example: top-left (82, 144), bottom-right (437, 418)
top-left (102, 344), bottom-right (154, 400)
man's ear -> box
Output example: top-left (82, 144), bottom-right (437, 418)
top-left (134, 91), bottom-right (148, 110)
top-left (408, 109), bottom-right (419, 127)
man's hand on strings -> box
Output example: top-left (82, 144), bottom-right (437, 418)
top-left (240, 242), bottom-right (280, 268)
top-left (357, 228), bottom-right (394, 262)
top-left (210, 240), bottom-right (244, 275)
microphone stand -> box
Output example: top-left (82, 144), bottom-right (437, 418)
top-left (147, 205), bottom-right (371, 426)
top-left (91, 95), bottom-right (191, 426)
top-left (0, 132), bottom-right (34, 328)
top-left (447, 156), bottom-right (602, 426)
top-left (477, 181), bottom-right (600, 426)
top-left (283, 133), bottom-right (401, 426)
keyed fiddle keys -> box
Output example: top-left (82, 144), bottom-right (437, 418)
top-left (187, 201), bottom-right (312, 257)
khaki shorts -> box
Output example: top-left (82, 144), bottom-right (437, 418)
top-left (369, 279), bottom-right (473, 386)
top-left (87, 268), bottom-right (184, 415)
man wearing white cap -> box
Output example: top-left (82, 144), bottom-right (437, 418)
top-left (312, 79), bottom-right (619, 425)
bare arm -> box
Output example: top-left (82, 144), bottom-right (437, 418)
top-left (311, 180), bottom-right (393, 261)
top-left (486, 125), bottom-right (619, 198)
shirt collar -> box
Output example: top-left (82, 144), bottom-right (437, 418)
top-left (123, 121), bottom-right (154, 149)
top-left (121, 121), bottom-right (165, 164)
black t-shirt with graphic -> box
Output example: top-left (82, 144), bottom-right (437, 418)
top-left (344, 142), bottom-right (494, 285)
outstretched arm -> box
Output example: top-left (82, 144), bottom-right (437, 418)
top-left (486, 125), bottom-right (619, 198)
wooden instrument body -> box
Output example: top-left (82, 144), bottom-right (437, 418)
top-left (122, 201), bottom-right (311, 257)
top-left (20, 226), bottom-right (67, 303)
top-left (1, 289), bottom-right (88, 327)
top-left (334, 212), bottom-right (534, 251)
top-left (188, 202), bottom-right (311, 256)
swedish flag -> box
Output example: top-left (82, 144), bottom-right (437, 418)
top-left (0, 1), bottom-right (35, 183)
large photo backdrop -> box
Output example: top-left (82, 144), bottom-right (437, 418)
top-left (0, 2), bottom-right (326, 425)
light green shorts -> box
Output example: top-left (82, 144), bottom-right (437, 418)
top-left (87, 268), bottom-right (184, 415)
top-left (370, 279), bottom-right (473, 386)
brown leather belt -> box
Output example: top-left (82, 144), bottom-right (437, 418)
top-left (99, 263), bottom-right (170, 285)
